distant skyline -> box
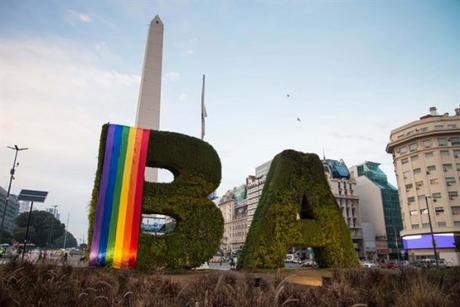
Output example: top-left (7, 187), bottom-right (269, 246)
top-left (1, 0), bottom-right (460, 238)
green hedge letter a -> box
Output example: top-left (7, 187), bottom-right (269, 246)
top-left (239, 150), bottom-right (358, 269)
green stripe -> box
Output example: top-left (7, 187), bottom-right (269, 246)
top-left (105, 126), bottom-right (129, 265)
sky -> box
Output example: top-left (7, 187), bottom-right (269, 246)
top-left (1, 0), bottom-right (460, 241)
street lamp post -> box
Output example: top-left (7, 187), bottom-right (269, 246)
top-left (423, 196), bottom-right (439, 268)
top-left (0, 145), bottom-right (28, 243)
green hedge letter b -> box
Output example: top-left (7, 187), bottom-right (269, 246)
top-left (136, 130), bottom-right (223, 270)
top-left (239, 150), bottom-right (358, 269)
top-left (88, 125), bottom-right (224, 271)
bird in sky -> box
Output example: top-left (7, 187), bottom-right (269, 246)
top-left (296, 117), bottom-right (301, 122)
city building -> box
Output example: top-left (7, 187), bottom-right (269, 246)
top-left (246, 161), bottom-right (271, 226)
top-left (323, 159), bottom-right (363, 257)
top-left (218, 184), bottom-right (249, 253)
top-left (18, 201), bottom-right (30, 213)
top-left (350, 162), bottom-right (403, 261)
top-left (0, 186), bottom-right (19, 235)
top-left (386, 106), bottom-right (460, 266)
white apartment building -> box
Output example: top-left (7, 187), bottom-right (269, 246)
top-left (218, 185), bottom-right (248, 253)
top-left (386, 106), bottom-right (460, 265)
top-left (323, 159), bottom-right (363, 257)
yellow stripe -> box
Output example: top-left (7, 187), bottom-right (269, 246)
top-left (112, 127), bottom-right (137, 268)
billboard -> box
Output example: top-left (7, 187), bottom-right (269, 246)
top-left (402, 233), bottom-right (456, 249)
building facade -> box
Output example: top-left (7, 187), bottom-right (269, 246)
top-left (386, 107), bottom-right (460, 266)
top-left (0, 186), bottom-right (19, 235)
top-left (323, 159), bottom-right (363, 257)
top-left (218, 185), bottom-right (249, 253)
top-left (350, 162), bottom-right (403, 261)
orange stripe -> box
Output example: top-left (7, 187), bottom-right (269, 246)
top-left (121, 128), bottom-right (143, 268)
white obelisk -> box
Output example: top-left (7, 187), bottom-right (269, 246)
top-left (135, 15), bottom-right (163, 182)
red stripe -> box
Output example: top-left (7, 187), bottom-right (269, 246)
top-left (129, 128), bottom-right (150, 267)
top-left (121, 128), bottom-right (143, 268)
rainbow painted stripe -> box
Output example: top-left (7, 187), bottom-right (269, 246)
top-left (89, 124), bottom-right (150, 269)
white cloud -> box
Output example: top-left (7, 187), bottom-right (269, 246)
top-left (179, 93), bottom-right (187, 101)
top-left (166, 71), bottom-right (181, 81)
top-left (65, 10), bottom-right (92, 25)
top-left (0, 38), bottom-right (140, 239)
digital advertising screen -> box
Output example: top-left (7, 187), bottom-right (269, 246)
top-left (402, 233), bottom-right (456, 250)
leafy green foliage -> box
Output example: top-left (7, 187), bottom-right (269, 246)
top-left (239, 150), bottom-right (358, 269)
top-left (89, 125), bottom-right (223, 270)
top-left (0, 230), bottom-right (13, 244)
top-left (52, 231), bottom-right (78, 248)
top-left (14, 210), bottom-right (76, 248)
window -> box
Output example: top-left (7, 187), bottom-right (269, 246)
top-left (413, 168), bottom-right (421, 174)
top-left (448, 191), bottom-right (458, 198)
top-left (438, 221), bottom-right (447, 227)
top-left (446, 177), bottom-right (456, 186)
top-left (455, 221), bottom-right (460, 227)
top-left (422, 223), bottom-right (430, 228)
top-left (401, 158), bottom-right (409, 165)
top-left (438, 137), bottom-right (448, 146)
top-left (420, 208), bottom-right (428, 215)
top-left (415, 181), bottom-right (424, 190)
top-left (450, 136), bottom-right (460, 145)
top-left (409, 210), bottom-right (418, 216)
top-left (405, 183), bottom-right (413, 190)
top-left (423, 140), bottom-right (432, 148)
top-left (435, 207), bottom-right (445, 215)
top-left (427, 165), bottom-right (436, 172)
top-left (403, 170), bottom-right (411, 178)
top-left (411, 224), bottom-right (419, 229)
top-left (457, 164), bottom-right (460, 171)
top-left (421, 127), bottom-right (429, 132)
top-left (454, 150), bottom-right (460, 158)
top-left (452, 206), bottom-right (460, 215)
top-left (409, 143), bottom-right (418, 152)
top-left (407, 197), bottom-right (416, 203)
top-left (441, 150), bottom-right (450, 157)
top-left (434, 125), bottom-right (444, 129)
top-left (448, 124), bottom-right (457, 129)
top-left (430, 178), bottom-right (439, 185)
top-left (399, 146), bottom-right (408, 154)
top-left (425, 152), bottom-right (434, 158)
top-left (443, 164), bottom-right (453, 172)
top-left (432, 192), bottom-right (442, 199)
top-left (411, 155), bottom-right (419, 161)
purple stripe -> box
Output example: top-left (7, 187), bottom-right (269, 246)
top-left (89, 125), bottom-right (115, 266)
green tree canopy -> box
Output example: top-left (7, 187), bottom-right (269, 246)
top-left (52, 231), bottom-right (78, 248)
top-left (14, 211), bottom-right (77, 248)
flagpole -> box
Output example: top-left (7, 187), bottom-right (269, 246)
top-left (201, 74), bottom-right (206, 140)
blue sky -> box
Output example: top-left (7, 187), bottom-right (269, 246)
top-left (1, 0), bottom-right (460, 240)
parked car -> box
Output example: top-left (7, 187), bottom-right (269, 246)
top-left (210, 255), bottom-right (223, 263)
top-left (285, 254), bottom-right (295, 263)
top-left (360, 260), bottom-right (378, 268)
top-left (285, 254), bottom-right (302, 264)
top-left (300, 259), bottom-right (318, 268)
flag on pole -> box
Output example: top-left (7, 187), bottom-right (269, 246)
top-left (201, 74), bottom-right (207, 140)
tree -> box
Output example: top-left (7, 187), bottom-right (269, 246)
top-left (14, 211), bottom-right (77, 248)
top-left (52, 231), bottom-right (78, 248)
top-left (0, 230), bottom-right (13, 244)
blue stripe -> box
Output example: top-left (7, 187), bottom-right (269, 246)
top-left (97, 124), bottom-right (123, 265)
